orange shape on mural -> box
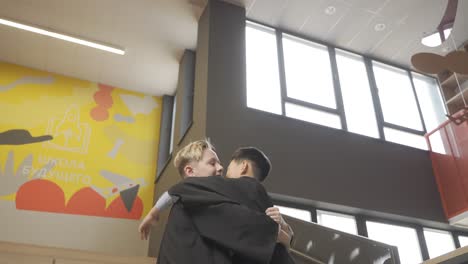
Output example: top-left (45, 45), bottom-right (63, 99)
top-left (94, 91), bottom-right (113, 108)
top-left (16, 179), bottom-right (66, 213)
top-left (90, 107), bottom-right (109, 121)
top-left (65, 187), bottom-right (106, 217)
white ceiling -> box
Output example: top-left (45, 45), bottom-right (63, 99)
top-left (0, 0), bottom-right (202, 95)
top-left (0, 0), bottom-right (466, 95)
top-left (240, 0), bottom-right (468, 68)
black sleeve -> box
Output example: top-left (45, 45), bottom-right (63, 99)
top-left (167, 177), bottom-right (279, 263)
top-left (168, 177), bottom-right (235, 207)
top-left (189, 202), bottom-right (279, 264)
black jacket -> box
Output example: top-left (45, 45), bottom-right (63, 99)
top-left (157, 176), bottom-right (295, 264)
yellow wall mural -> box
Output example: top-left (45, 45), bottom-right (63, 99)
top-left (0, 62), bottom-right (161, 220)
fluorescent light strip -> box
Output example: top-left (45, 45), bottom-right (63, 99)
top-left (0, 18), bottom-right (125, 55)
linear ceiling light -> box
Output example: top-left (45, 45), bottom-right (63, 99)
top-left (0, 18), bottom-right (125, 55)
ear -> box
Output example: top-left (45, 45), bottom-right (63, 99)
top-left (240, 161), bottom-right (248, 175)
top-left (184, 164), bottom-right (195, 177)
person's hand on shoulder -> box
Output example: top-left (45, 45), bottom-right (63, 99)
top-left (266, 207), bottom-right (294, 242)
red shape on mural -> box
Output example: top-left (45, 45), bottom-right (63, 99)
top-left (14, 179), bottom-right (144, 220)
top-left (98, 83), bottom-right (114, 92)
top-left (94, 91), bottom-right (113, 108)
top-left (105, 196), bottom-right (143, 219)
top-left (90, 83), bottom-right (114, 121)
top-left (90, 107), bottom-right (109, 121)
top-left (16, 179), bottom-right (66, 213)
top-left (65, 187), bottom-right (106, 217)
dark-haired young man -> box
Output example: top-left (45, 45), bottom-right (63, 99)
top-left (144, 144), bottom-right (295, 264)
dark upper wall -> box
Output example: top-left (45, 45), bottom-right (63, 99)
top-left (204, 0), bottom-right (446, 223)
top-left (148, 5), bottom-right (211, 256)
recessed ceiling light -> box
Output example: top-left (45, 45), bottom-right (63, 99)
top-left (325, 6), bottom-right (336, 15)
top-left (421, 32), bottom-right (442, 47)
top-left (0, 17), bottom-right (125, 55)
top-left (374, 23), bottom-right (386, 32)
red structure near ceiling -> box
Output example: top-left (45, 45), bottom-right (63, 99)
top-left (426, 109), bottom-right (468, 226)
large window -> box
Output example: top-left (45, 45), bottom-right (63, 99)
top-left (336, 50), bottom-right (379, 138)
top-left (412, 73), bottom-right (447, 132)
top-left (317, 210), bottom-right (358, 235)
top-left (366, 221), bottom-right (422, 264)
top-left (424, 228), bottom-right (456, 258)
top-left (384, 127), bottom-right (428, 150)
top-left (283, 35), bottom-right (336, 109)
top-left (245, 22), bottom-right (447, 151)
top-left (373, 62), bottom-right (424, 131)
top-left (246, 22), bottom-right (282, 115)
top-left (285, 103), bottom-right (341, 129)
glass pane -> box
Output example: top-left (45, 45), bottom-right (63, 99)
top-left (285, 103), bottom-right (342, 129)
top-left (384, 127), bottom-right (428, 150)
top-left (336, 50), bottom-right (379, 138)
top-left (373, 62), bottom-right (423, 131)
top-left (367, 221), bottom-right (422, 264)
top-left (283, 35), bottom-right (336, 109)
top-left (413, 73), bottom-right (447, 132)
top-left (424, 228), bottom-right (455, 258)
top-left (317, 210), bottom-right (357, 235)
top-left (459, 236), bottom-right (468, 247)
top-left (246, 23), bottom-right (282, 115)
top-left (169, 96), bottom-right (176, 153)
top-left (275, 205), bottom-right (312, 222)
top-left (428, 130), bottom-right (447, 154)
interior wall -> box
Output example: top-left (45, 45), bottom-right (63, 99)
top-left (0, 61), bottom-right (162, 256)
top-left (202, 1), bottom-right (446, 223)
top-left (147, 4), bottom-right (210, 257)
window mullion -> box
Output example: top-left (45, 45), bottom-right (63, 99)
top-left (365, 58), bottom-right (385, 140)
top-left (417, 227), bottom-right (431, 261)
top-left (409, 71), bottom-right (427, 133)
top-left (328, 47), bottom-right (347, 131)
top-left (276, 30), bottom-right (287, 116)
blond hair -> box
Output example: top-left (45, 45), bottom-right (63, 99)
top-left (173, 139), bottom-right (214, 177)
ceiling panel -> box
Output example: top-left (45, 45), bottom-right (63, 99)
top-left (378, 0), bottom-right (422, 23)
top-left (301, 0), bottom-right (351, 41)
top-left (98, 53), bottom-right (134, 91)
top-left (451, 0), bottom-right (468, 49)
top-left (245, 0), bottom-right (468, 69)
top-left (15, 30), bottom-right (48, 71)
top-left (326, 7), bottom-right (374, 47)
top-left (69, 45), bottom-right (106, 84)
top-left (0, 26), bottom-right (18, 63)
top-left (0, 0), bottom-right (201, 95)
top-left (341, 0), bottom-right (387, 13)
top-left (348, 14), bottom-right (395, 54)
top-left (44, 38), bottom-right (78, 78)
top-left (277, 0), bottom-right (324, 33)
top-left (248, 0), bottom-right (287, 26)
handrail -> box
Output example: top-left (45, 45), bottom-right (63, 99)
top-left (290, 248), bottom-right (326, 264)
top-left (284, 215), bottom-right (400, 264)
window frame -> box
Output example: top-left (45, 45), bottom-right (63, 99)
top-left (246, 19), bottom-right (443, 151)
top-left (272, 197), bottom-right (468, 262)
top-left (316, 209), bottom-right (358, 235)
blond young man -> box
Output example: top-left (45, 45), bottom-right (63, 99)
top-left (140, 140), bottom-right (294, 264)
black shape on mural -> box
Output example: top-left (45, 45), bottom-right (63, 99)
top-left (0, 129), bottom-right (53, 145)
top-left (120, 184), bottom-right (140, 212)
